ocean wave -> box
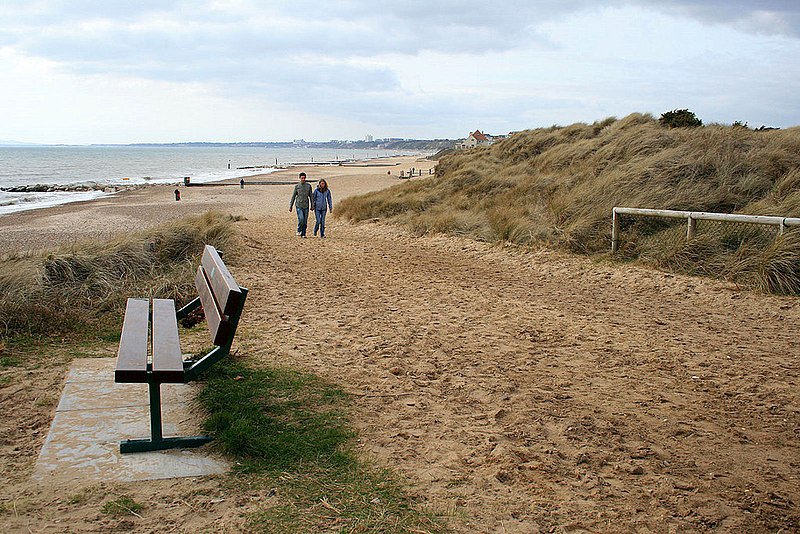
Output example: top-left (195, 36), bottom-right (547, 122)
top-left (0, 190), bottom-right (112, 216)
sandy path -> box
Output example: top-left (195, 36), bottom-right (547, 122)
top-left (1, 155), bottom-right (798, 532)
top-left (234, 218), bottom-right (799, 532)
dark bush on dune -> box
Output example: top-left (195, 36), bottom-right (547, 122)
top-left (659, 109), bottom-right (703, 128)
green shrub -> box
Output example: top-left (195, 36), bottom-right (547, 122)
top-left (659, 109), bottom-right (703, 128)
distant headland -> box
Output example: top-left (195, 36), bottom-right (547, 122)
top-left (94, 139), bottom-right (456, 151)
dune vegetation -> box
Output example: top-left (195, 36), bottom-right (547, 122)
top-left (0, 210), bottom-right (241, 339)
top-left (338, 113), bottom-right (800, 294)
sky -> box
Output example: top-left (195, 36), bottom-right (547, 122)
top-left (1, 1), bottom-right (799, 144)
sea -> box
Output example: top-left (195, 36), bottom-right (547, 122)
top-left (0, 145), bottom-right (416, 216)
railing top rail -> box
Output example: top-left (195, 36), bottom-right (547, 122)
top-left (613, 207), bottom-right (800, 227)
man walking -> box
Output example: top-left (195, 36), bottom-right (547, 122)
top-left (289, 172), bottom-right (313, 237)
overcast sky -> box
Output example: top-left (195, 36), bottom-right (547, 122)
top-left (1, 1), bottom-right (799, 144)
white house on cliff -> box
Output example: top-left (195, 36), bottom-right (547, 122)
top-left (460, 130), bottom-right (490, 149)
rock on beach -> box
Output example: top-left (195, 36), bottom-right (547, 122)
top-left (1, 181), bottom-right (106, 193)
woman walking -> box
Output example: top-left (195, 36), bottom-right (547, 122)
top-left (312, 179), bottom-right (333, 238)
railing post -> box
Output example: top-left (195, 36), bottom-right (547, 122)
top-left (780, 219), bottom-right (786, 237)
top-left (611, 209), bottom-right (620, 252)
top-left (687, 215), bottom-right (696, 241)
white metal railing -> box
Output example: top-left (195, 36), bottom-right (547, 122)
top-left (611, 207), bottom-right (800, 252)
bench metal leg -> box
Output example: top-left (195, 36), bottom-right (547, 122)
top-left (149, 380), bottom-right (163, 442)
top-left (119, 382), bottom-right (213, 454)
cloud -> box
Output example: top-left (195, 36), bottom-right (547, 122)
top-left (634, 0), bottom-right (800, 36)
top-left (1, 1), bottom-right (586, 64)
top-left (4, 2), bottom-right (800, 72)
top-left (1, 1), bottom-right (799, 143)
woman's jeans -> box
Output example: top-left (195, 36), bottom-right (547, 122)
top-left (296, 207), bottom-right (309, 236)
top-left (314, 208), bottom-right (328, 237)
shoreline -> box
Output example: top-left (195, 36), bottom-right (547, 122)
top-left (0, 150), bottom-right (432, 217)
top-left (0, 154), bottom-right (433, 254)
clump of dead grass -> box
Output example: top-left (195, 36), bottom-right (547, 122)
top-left (338, 114), bottom-right (800, 294)
top-left (0, 211), bottom-right (242, 338)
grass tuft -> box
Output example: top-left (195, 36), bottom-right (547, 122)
top-left (101, 495), bottom-right (144, 516)
top-left (0, 210), bottom-right (241, 340)
top-left (752, 231), bottom-right (800, 294)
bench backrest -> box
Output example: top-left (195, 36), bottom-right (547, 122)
top-left (195, 245), bottom-right (244, 347)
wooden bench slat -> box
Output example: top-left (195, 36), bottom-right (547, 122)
top-left (201, 245), bottom-right (242, 317)
top-left (195, 264), bottom-right (232, 346)
top-left (151, 298), bottom-right (184, 382)
top-left (115, 298), bottom-right (150, 383)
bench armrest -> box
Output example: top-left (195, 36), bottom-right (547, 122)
top-left (175, 296), bottom-right (202, 321)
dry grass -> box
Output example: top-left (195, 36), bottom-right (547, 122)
top-left (338, 114), bottom-right (800, 294)
top-left (0, 211), bottom-right (242, 338)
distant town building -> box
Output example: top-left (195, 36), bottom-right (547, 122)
top-left (459, 129), bottom-right (490, 149)
top-left (365, 135), bottom-right (374, 142)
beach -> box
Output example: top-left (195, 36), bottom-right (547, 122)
top-left (2, 154), bottom-right (799, 532)
top-left (0, 155), bottom-right (423, 252)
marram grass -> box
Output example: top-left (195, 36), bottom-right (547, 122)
top-left (0, 210), bottom-right (241, 339)
top-left (338, 114), bottom-right (800, 294)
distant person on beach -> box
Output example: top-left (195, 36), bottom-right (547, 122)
top-left (174, 188), bottom-right (181, 201)
top-left (312, 179), bottom-right (333, 238)
top-left (240, 178), bottom-right (245, 189)
top-left (289, 172), bottom-right (313, 237)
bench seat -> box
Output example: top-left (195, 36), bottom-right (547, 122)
top-left (116, 298), bottom-right (184, 384)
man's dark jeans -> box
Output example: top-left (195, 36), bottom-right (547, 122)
top-left (296, 207), bottom-right (309, 236)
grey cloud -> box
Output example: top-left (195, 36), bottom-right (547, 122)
top-left (15, 18), bottom-right (402, 95)
top-left (2, 1), bottom-right (581, 64)
top-left (6, 2), bottom-right (551, 94)
top-left (3, 0), bottom-right (799, 138)
top-left (632, 0), bottom-right (800, 36)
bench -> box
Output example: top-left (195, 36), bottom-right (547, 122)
top-left (114, 245), bottom-right (248, 453)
